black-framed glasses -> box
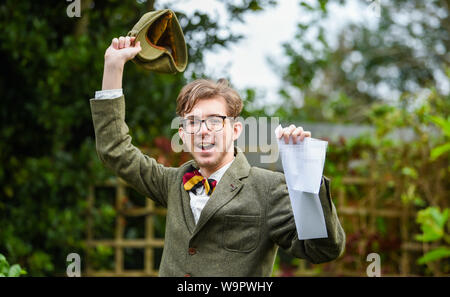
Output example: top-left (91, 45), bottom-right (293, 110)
top-left (181, 115), bottom-right (234, 134)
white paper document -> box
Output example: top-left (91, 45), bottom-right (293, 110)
top-left (275, 125), bottom-right (328, 240)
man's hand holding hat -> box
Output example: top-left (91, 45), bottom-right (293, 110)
top-left (102, 36), bottom-right (142, 90)
top-left (101, 10), bottom-right (188, 90)
top-left (105, 36), bottom-right (142, 66)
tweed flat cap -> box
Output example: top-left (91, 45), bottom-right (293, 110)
top-left (127, 9), bottom-right (188, 74)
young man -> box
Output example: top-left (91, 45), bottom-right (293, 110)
top-left (90, 36), bottom-right (345, 276)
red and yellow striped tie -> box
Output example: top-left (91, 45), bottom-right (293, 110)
top-left (183, 169), bottom-right (217, 196)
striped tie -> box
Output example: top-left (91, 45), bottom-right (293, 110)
top-left (183, 169), bottom-right (217, 196)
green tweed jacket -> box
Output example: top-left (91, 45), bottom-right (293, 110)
top-left (90, 96), bottom-right (345, 277)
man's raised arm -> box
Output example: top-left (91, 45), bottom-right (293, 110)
top-left (90, 36), bottom-right (175, 207)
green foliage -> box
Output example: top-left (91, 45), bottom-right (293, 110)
top-left (417, 248), bottom-right (450, 265)
top-left (413, 110), bottom-right (450, 268)
top-left (87, 245), bottom-right (115, 271)
top-left (415, 207), bottom-right (450, 266)
top-left (0, 254), bottom-right (27, 277)
top-left (275, 0), bottom-right (449, 275)
top-left (427, 115), bottom-right (450, 160)
top-left (415, 207), bottom-right (449, 243)
top-left (276, 0), bottom-right (450, 123)
top-left (268, 86), bottom-right (447, 275)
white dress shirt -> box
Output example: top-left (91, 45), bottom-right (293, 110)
top-left (94, 89), bottom-right (235, 224)
top-left (188, 159), bottom-right (234, 224)
top-left (94, 89), bottom-right (123, 99)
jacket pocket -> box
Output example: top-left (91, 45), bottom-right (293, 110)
top-left (223, 214), bottom-right (260, 253)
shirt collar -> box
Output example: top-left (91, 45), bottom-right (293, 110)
top-left (199, 157), bottom-right (235, 184)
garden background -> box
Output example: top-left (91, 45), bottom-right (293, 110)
top-left (0, 0), bottom-right (448, 276)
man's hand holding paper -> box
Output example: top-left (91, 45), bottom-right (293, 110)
top-left (275, 124), bottom-right (329, 240)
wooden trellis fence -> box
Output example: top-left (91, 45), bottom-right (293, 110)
top-left (293, 176), bottom-right (429, 277)
top-left (85, 178), bottom-right (166, 276)
top-left (84, 175), bottom-right (433, 277)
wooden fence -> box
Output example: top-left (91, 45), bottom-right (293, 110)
top-left (84, 176), bottom-right (434, 277)
top-left (85, 178), bottom-right (166, 276)
top-left (291, 176), bottom-right (430, 276)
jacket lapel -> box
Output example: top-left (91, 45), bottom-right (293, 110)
top-left (178, 160), bottom-right (201, 234)
top-left (180, 176), bottom-right (196, 234)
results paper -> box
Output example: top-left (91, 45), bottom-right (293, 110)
top-left (275, 125), bottom-right (328, 240)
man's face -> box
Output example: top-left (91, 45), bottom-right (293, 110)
top-left (178, 96), bottom-right (242, 171)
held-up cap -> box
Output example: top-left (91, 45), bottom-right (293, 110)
top-left (127, 9), bottom-right (188, 74)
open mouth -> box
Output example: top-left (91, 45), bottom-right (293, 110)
top-left (195, 142), bottom-right (215, 151)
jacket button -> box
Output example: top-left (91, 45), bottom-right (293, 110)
top-left (184, 273), bottom-right (191, 277)
top-left (188, 247), bottom-right (196, 255)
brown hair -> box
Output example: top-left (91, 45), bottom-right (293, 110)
top-left (176, 78), bottom-right (243, 117)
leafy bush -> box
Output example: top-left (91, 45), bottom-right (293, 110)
top-left (0, 254), bottom-right (27, 277)
top-left (415, 207), bottom-right (450, 265)
top-left (414, 113), bottom-right (450, 270)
